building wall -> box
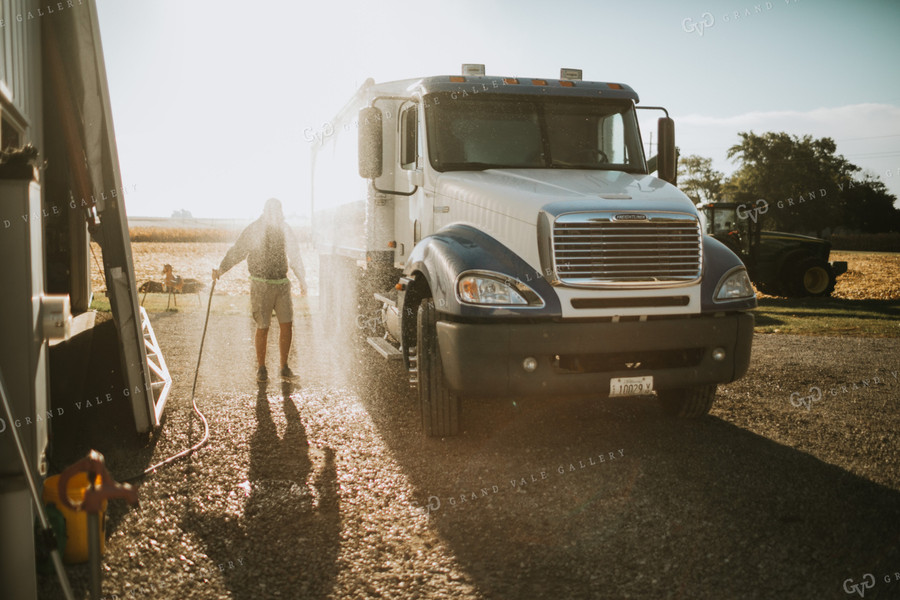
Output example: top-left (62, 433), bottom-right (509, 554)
top-left (0, 0), bottom-right (43, 149)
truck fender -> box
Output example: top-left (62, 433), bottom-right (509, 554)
top-left (701, 235), bottom-right (758, 311)
top-left (398, 224), bottom-right (562, 359)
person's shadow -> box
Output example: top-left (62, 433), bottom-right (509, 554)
top-left (182, 380), bottom-right (340, 598)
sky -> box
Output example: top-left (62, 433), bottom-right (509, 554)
top-left (93, 0), bottom-right (900, 219)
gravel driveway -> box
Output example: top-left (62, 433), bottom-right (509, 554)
top-left (39, 302), bottom-right (900, 599)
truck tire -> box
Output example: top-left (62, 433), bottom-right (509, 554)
top-left (784, 256), bottom-right (836, 297)
top-left (658, 384), bottom-right (717, 417)
top-left (416, 298), bottom-right (460, 437)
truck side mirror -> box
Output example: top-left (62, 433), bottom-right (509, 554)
top-left (358, 107), bottom-right (383, 179)
top-left (657, 117), bottom-right (676, 184)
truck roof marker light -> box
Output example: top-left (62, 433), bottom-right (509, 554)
top-left (531, 79), bottom-right (548, 86)
top-left (559, 80), bottom-right (575, 87)
top-left (450, 76), bottom-right (466, 83)
top-left (462, 63), bottom-right (485, 76)
top-left (608, 83), bottom-right (624, 90)
top-left (503, 78), bottom-right (519, 85)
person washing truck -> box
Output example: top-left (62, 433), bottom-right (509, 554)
top-left (213, 198), bottom-right (308, 382)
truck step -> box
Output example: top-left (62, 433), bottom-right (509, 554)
top-left (367, 336), bottom-right (403, 361)
top-left (374, 291), bottom-right (397, 308)
top-left (408, 353), bottom-right (418, 388)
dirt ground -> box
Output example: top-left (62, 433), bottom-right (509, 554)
top-left (39, 294), bottom-right (900, 599)
top-left (46, 242), bottom-right (899, 598)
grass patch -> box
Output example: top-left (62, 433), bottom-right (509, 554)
top-left (754, 297), bottom-right (900, 337)
top-left (90, 296), bottom-right (110, 313)
top-left (90, 293), bottom-right (191, 313)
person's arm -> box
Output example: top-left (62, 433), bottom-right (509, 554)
top-left (213, 224), bottom-right (253, 280)
top-left (284, 224), bottom-right (308, 295)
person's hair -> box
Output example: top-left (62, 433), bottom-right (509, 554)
top-left (263, 198), bottom-right (283, 223)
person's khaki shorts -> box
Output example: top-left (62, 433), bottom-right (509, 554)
top-left (250, 279), bottom-right (293, 329)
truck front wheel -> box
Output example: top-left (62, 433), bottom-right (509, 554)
top-left (658, 384), bottom-right (717, 417)
top-left (416, 298), bottom-right (460, 437)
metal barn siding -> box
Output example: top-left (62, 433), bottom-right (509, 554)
top-left (0, 175), bottom-right (48, 600)
top-left (0, 0), bottom-right (43, 146)
top-left (0, 0), bottom-right (49, 478)
top-left (2, 3), bottom-right (172, 597)
top-left (0, 6), bottom-right (48, 599)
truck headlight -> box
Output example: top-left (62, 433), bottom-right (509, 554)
top-left (714, 267), bottom-right (755, 302)
top-left (457, 271), bottom-right (544, 307)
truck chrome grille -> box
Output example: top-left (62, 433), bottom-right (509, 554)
top-left (552, 212), bottom-right (702, 287)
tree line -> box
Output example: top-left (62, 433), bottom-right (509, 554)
top-left (678, 131), bottom-right (900, 236)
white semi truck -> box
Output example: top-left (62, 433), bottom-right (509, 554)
top-left (312, 65), bottom-right (756, 437)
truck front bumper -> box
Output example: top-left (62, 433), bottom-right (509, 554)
top-left (436, 312), bottom-right (754, 397)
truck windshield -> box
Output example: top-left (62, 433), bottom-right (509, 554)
top-left (424, 94), bottom-right (645, 173)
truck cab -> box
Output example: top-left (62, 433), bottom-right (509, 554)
top-left (312, 66), bottom-right (756, 436)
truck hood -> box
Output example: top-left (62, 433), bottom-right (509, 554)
top-left (432, 169), bottom-right (698, 224)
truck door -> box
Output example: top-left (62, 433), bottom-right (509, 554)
top-left (398, 102), bottom-right (433, 246)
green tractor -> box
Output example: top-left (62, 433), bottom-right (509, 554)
top-left (698, 201), bottom-right (847, 297)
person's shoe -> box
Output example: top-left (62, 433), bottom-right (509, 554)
top-left (280, 365), bottom-right (295, 379)
top-left (256, 366), bottom-right (267, 382)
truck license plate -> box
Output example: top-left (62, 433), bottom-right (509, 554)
top-left (609, 376), bottom-right (654, 397)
